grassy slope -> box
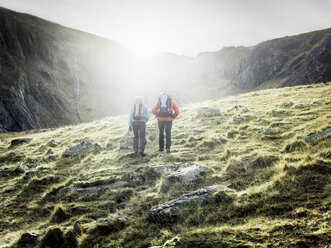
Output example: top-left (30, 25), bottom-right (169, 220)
top-left (0, 83), bottom-right (330, 247)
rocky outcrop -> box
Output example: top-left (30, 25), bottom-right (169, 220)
top-left (147, 185), bottom-right (231, 222)
top-left (9, 138), bottom-right (32, 147)
top-left (304, 127), bottom-right (331, 143)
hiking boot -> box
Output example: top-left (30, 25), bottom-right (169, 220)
top-left (159, 149), bottom-right (164, 152)
top-left (166, 149), bottom-right (170, 153)
top-left (139, 152), bottom-right (147, 157)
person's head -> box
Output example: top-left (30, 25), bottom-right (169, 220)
top-left (134, 95), bottom-right (144, 104)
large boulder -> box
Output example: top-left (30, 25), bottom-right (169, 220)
top-left (147, 185), bottom-right (231, 222)
top-left (62, 140), bottom-right (101, 157)
top-left (16, 232), bottom-right (39, 247)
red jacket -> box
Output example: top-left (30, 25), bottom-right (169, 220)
top-left (152, 95), bottom-right (179, 122)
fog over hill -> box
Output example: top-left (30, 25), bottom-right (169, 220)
top-left (0, 7), bottom-right (331, 132)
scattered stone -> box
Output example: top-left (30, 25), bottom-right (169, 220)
top-left (164, 165), bottom-right (208, 183)
top-left (57, 181), bottom-right (127, 196)
top-left (196, 107), bottom-right (220, 116)
top-left (62, 140), bottom-right (101, 157)
top-left (17, 232), bottom-right (39, 247)
top-left (119, 133), bottom-right (133, 149)
top-left (258, 127), bottom-right (272, 133)
top-left (212, 137), bottom-right (227, 144)
top-left (148, 162), bottom-right (191, 175)
top-left (47, 139), bottom-right (57, 147)
top-left (312, 100), bottom-right (325, 105)
top-left (0, 169), bottom-right (14, 177)
top-left (47, 175), bottom-right (59, 181)
top-left (138, 189), bottom-right (149, 194)
top-left (242, 108), bottom-right (249, 113)
top-left (122, 171), bottom-right (140, 180)
top-left (233, 116), bottom-right (247, 122)
top-left (15, 164), bottom-right (29, 173)
top-left (25, 170), bottom-right (46, 177)
top-left (42, 155), bottom-right (57, 162)
top-left (0, 152), bottom-right (24, 163)
top-left (303, 127), bottom-right (331, 143)
top-left (9, 138), bottom-right (32, 147)
top-left (295, 103), bottom-right (309, 108)
top-left (147, 185), bottom-right (230, 222)
top-left (74, 221), bottom-right (81, 232)
top-left (231, 105), bottom-right (243, 110)
top-left (26, 158), bottom-right (39, 164)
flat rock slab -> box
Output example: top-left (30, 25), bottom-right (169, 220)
top-left (304, 127), bottom-right (331, 143)
top-left (147, 185), bottom-right (230, 222)
top-left (148, 162), bottom-right (191, 175)
top-left (164, 165), bottom-right (208, 183)
top-left (196, 107), bottom-right (220, 116)
top-left (10, 138), bottom-right (32, 147)
top-left (63, 140), bottom-right (101, 157)
top-left (57, 181), bottom-right (127, 196)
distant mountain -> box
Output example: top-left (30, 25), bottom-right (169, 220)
top-left (0, 7), bottom-right (330, 132)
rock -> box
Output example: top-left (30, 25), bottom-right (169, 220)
top-left (242, 108), bottom-right (249, 113)
top-left (231, 105), bottom-right (243, 110)
top-left (119, 133), bottom-right (134, 149)
top-left (147, 185), bottom-right (230, 222)
top-left (26, 158), bottom-right (39, 164)
top-left (233, 116), bottom-right (246, 122)
top-left (148, 162), bottom-right (191, 175)
top-left (164, 165), bottom-right (208, 183)
top-left (47, 139), bottom-right (57, 147)
top-left (17, 232), bottom-right (39, 246)
top-left (47, 175), bottom-right (59, 181)
top-left (15, 164), bottom-right (29, 173)
top-left (122, 171), bottom-right (140, 180)
top-left (0, 152), bottom-right (24, 163)
top-left (42, 155), bottom-right (57, 162)
top-left (312, 100), bottom-right (325, 105)
top-left (295, 103), bottom-right (309, 108)
top-left (212, 137), bottom-right (227, 144)
top-left (196, 107), bottom-right (220, 116)
top-left (258, 127), bottom-right (272, 133)
top-left (10, 138), bottom-right (32, 147)
top-left (0, 169), bottom-right (14, 177)
top-left (303, 127), bottom-right (331, 143)
top-left (62, 140), bottom-right (101, 157)
top-left (25, 170), bottom-right (46, 177)
top-left (57, 181), bottom-right (127, 196)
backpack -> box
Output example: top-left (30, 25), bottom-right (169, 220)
top-left (133, 103), bottom-right (144, 120)
top-left (157, 94), bottom-right (173, 117)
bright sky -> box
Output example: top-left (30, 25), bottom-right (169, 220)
top-left (0, 0), bottom-right (331, 56)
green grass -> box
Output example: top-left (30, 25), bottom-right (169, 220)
top-left (1, 83), bottom-right (330, 247)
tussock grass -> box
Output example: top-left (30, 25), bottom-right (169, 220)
top-left (0, 83), bottom-right (331, 247)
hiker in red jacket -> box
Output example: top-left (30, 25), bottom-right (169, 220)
top-left (152, 93), bottom-right (179, 153)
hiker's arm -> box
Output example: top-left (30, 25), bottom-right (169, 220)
top-left (144, 106), bottom-right (150, 122)
top-left (152, 102), bottom-right (159, 116)
top-left (128, 108), bottom-right (133, 128)
top-left (173, 101), bottom-right (179, 119)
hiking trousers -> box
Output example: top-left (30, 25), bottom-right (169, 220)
top-left (158, 121), bottom-right (172, 150)
top-left (132, 121), bottom-right (147, 152)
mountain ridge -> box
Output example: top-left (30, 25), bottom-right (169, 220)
top-left (1, 6), bottom-right (331, 132)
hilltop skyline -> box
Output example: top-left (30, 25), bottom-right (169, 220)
top-left (0, 0), bottom-right (331, 56)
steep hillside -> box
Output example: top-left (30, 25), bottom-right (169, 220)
top-left (1, 6), bottom-right (331, 134)
top-left (0, 83), bottom-right (330, 248)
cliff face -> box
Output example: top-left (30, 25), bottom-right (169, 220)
top-left (1, 7), bottom-right (331, 132)
top-left (0, 7), bottom-right (130, 132)
top-left (234, 29), bottom-right (331, 88)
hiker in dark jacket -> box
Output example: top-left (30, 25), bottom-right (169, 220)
top-left (128, 96), bottom-right (150, 157)
top-left (152, 93), bottom-right (179, 153)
